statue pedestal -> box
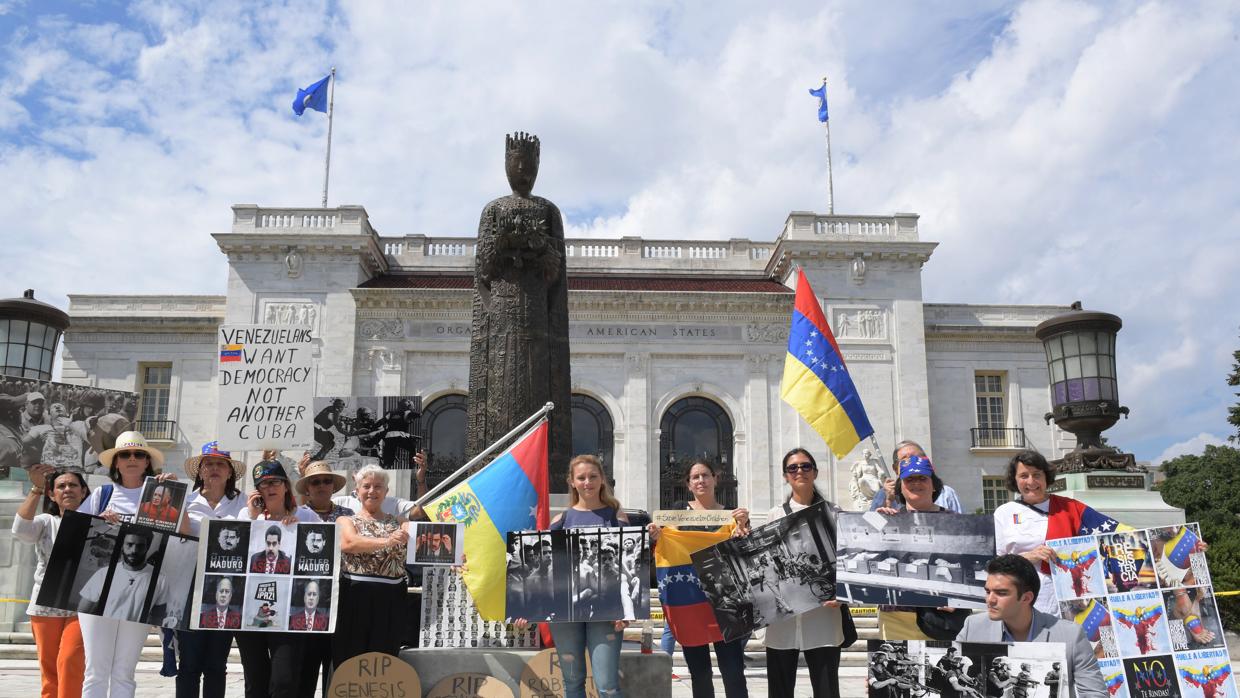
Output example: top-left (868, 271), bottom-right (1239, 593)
top-left (1047, 471), bottom-right (1184, 528)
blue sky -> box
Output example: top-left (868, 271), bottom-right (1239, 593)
top-left (2, 0), bottom-right (1237, 465)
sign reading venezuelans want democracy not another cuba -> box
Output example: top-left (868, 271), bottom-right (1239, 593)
top-left (216, 324), bottom-right (315, 451)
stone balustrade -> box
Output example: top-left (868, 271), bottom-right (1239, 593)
top-left (782, 212), bottom-right (921, 241)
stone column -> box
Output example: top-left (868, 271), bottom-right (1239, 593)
top-left (623, 352), bottom-right (651, 511)
top-left (744, 354), bottom-right (775, 514)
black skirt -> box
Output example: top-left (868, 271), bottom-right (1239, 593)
top-left (331, 576), bottom-right (408, 668)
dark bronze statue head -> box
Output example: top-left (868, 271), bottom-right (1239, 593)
top-left (505, 132), bottom-right (540, 197)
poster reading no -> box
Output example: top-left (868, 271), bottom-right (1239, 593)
top-left (216, 324), bottom-right (315, 451)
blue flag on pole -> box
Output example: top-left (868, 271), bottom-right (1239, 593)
top-left (808, 81), bottom-right (828, 122)
top-left (292, 74), bottom-right (330, 116)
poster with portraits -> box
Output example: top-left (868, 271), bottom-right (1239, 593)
top-left (866, 639), bottom-right (1067, 698)
top-left (691, 501), bottom-right (839, 641)
top-left (409, 522), bottom-right (463, 566)
top-left (835, 511), bottom-right (996, 609)
top-left (310, 395), bottom-right (422, 469)
top-left (0, 376), bottom-right (138, 475)
top-left (419, 568), bottom-right (539, 649)
top-left (1049, 523), bottom-right (1233, 698)
top-left (134, 476), bottom-right (189, 532)
top-left (505, 526), bottom-right (651, 623)
top-left (36, 510), bottom-right (198, 628)
top-left (192, 519), bottom-right (339, 633)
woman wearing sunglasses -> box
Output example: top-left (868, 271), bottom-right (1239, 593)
top-left (294, 459), bottom-right (352, 696)
top-left (762, 448), bottom-right (854, 698)
top-left (78, 431), bottom-right (178, 698)
top-left (177, 442), bottom-right (248, 698)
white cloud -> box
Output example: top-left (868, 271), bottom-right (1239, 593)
top-left (1155, 432), bottom-right (1225, 465)
top-left (1, 0), bottom-right (1237, 463)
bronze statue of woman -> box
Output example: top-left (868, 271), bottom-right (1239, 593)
top-left (466, 132), bottom-right (571, 485)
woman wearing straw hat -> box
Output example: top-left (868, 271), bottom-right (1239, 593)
top-left (177, 442), bottom-right (247, 698)
top-left (78, 431), bottom-right (178, 698)
top-left (235, 459), bottom-right (318, 698)
top-left (295, 460), bottom-right (353, 696)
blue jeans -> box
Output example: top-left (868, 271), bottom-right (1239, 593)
top-left (549, 621), bottom-right (624, 698)
top-left (661, 624), bottom-right (676, 656)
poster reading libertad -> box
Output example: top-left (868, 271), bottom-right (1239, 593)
top-left (215, 324), bottom-right (315, 451)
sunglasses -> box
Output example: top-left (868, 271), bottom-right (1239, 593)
top-left (306, 477), bottom-right (335, 487)
top-left (783, 462), bottom-right (816, 473)
top-left (116, 450), bottom-right (148, 460)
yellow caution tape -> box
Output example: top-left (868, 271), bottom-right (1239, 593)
top-left (0, 598), bottom-right (31, 604)
top-left (1215, 590), bottom-right (1239, 597)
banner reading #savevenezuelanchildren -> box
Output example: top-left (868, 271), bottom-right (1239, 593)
top-left (216, 324), bottom-right (315, 451)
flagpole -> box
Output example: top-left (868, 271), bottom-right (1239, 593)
top-left (821, 76), bottom-right (835, 215)
top-left (321, 66), bottom-right (336, 208)
top-left (413, 401), bottom-right (556, 506)
top-left (868, 434), bottom-right (893, 479)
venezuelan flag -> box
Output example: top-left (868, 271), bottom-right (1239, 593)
top-left (427, 418), bottom-right (550, 621)
top-left (779, 269), bottom-right (874, 458)
top-left (219, 344), bottom-right (243, 362)
top-left (655, 526), bottom-right (733, 647)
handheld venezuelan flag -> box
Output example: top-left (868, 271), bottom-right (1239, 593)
top-left (655, 526), bottom-right (734, 647)
top-left (780, 269), bottom-right (874, 458)
top-left (219, 344), bottom-right (243, 362)
top-left (426, 417), bottom-right (550, 621)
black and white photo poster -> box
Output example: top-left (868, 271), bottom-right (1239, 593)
top-left (504, 526), bottom-right (651, 623)
top-left (192, 519), bottom-right (339, 633)
top-left (835, 511), bottom-right (996, 609)
top-left (134, 476), bottom-right (189, 532)
top-left (691, 501), bottom-right (837, 641)
top-left (419, 568), bottom-right (539, 649)
top-left (866, 640), bottom-right (1067, 698)
top-left (1048, 523), bottom-right (1235, 698)
top-left (310, 395), bottom-right (422, 468)
top-left (0, 376), bottom-right (137, 474)
top-left (36, 510), bottom-right (197, 628)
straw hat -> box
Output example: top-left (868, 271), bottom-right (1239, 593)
top-left (184, 441), bottom-right (246, 480)
top-left (295, 461), bottom-right (347, 495)
top-left (98, 431), bottom-right (165, 470)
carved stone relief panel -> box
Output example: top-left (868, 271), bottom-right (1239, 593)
top-left (744, 323), bottom-right (788, 343)
top-left (832, 307), bottom-right (887, 341)
top-left (262, 301), bottom-right (319, 328)
top-left (358, 319), bottom-right (406, 340)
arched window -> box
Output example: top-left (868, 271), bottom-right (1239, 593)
top-left (658, 396), bottom-right (735, 508)
top-left (422, 394), bottom-right (467, 490)
top-left (570, 394), bottom-right (614, 491)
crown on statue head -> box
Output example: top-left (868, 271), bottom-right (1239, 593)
top-left (505, 131), bottom-right (540, 161)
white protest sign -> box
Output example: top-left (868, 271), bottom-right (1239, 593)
top-left (216, 324), bottom-right (315, 451)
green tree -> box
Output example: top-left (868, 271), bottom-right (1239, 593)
top-left (1158, 445), bottom-right (1240, 627)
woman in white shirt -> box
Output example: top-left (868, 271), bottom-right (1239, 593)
top-left (176, 442), bottom-right (248, 698)
top-left (78, 431), bottom-right (178, 698)
top-left (762, 448), bottom-right (853, 698)
top-left (13, 463), bottom-right (89, 698)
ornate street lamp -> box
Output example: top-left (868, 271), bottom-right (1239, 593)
top-left (0, 289), bottom-right (69, 380)
top-left (1035, 302), bottom-right (1136, 473)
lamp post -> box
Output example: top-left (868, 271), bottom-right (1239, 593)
top-left (1034, 301), bottom-right (1136, 473)
top-left (0, 289), bottom-right (69, 381)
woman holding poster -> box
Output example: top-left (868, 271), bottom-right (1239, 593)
top-left (294, 459), bottom-right (352, 697)
top-left (78, 431), bottom-right (178, 698)
top-left (762, 448), bottom-right (853, 698)
top-left (13, 463), bottom-right (89, 698)
top-left (177, 442), bottom-right (247, 698)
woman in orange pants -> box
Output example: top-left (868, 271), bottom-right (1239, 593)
top-left (13, 463), bottom-right (89, 698)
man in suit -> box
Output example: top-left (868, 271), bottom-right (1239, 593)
top-left (249, 524), bottom-right (292, 574)
top-left (199, 577), bottom-right (242, 629)
top-left (957, 555), bottom-right (1106, 698)
top-left (289, 580), bottom-right (329, 631)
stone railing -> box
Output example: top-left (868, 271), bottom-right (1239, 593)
top-left (782, 212), bottom-right (920, 242)
top-left (230, 205), bottom-right (378, 238)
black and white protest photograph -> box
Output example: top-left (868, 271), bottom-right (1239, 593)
top-left (504, 526), bottom-right (650, 622)
top-left (421, 568), bottom-right (539, 649)
top-left (0, 376), bottom-right (138, 475)
top-left (867, 640), bottom-right (1066, 698)
top-left (197, 574), bottom-right (245, 630)
top-left (294, 523), bottom-right (336, 576)
top-left (287, 578), bottom-right (332, 631)
top-left (836, 511), bottom-right (996, 608)
top-left (36, 511), bottom-right (196, 628)
top-left (410, 522), bottom-right (463, 566)
top-left (690, 501), bottom-right (837, 639)
top-left (310, 395), bottom-right (422, 468)
top-left (204, 520), bottom-right (250, 574)
top-left (134, 476), bottom-right (189, 531)
top-left (248, 521), bottom-right (295, 575)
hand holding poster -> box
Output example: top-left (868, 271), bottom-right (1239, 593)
top-left (192, 519), bottom-right (339, 633)
top-left (410, 522), bottom-right (464, 566)
top-left (216, 324), bottom-right (315, 451)
top-left (505, 526), bottom-right (650, 623)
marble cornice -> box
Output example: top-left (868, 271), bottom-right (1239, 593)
top-left (213, 232), bottom-right (388, 276)
top-left (351, 288), bottom-right (793, 319)
top-left (767, 239), bottom-right (938, 277)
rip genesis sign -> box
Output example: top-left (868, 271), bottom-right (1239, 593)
top-left (216, 324), bottom-right (315, 451)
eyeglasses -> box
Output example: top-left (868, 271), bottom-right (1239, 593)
top-left (783, 462), bottom-right (815, 473)
top-left (116, 451), bottom-right (147, 460)
top-left (306, 478), bottom-right (335, 487)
